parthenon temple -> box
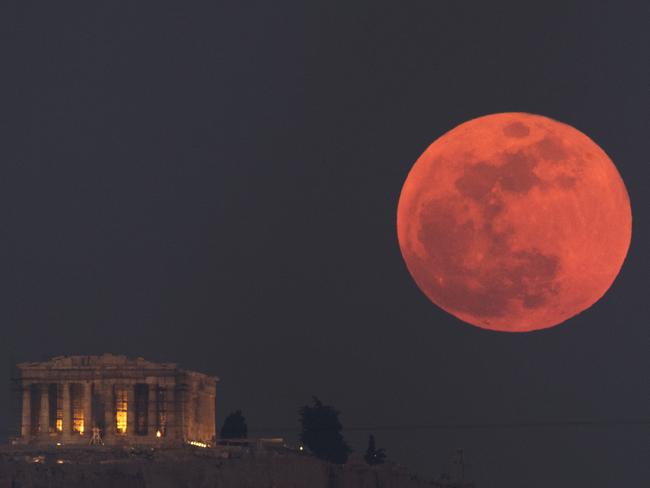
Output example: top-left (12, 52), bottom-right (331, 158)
top-left (14, 354), bottom-right (218, 447)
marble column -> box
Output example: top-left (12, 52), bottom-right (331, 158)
top-left (208, 390), bottom-right (216, 443)
top-left (62, 382), bottom-right (72, 441)
top-left (126, 383), bottom-right (135, 436)
top-left (166, 386), bottom-right (176, 440)
top-left (102, 382), bottom-right (115, 442)
top-left (178, 385), bottom-right (186, 441)
top-left (83, 382), bottom-right (92, 435)
top-left (20, 383), bottom-right (31, 438)
top-left (198, 391), bottom-right (207, 440)
top-left (147, 383), bottom-right (157, 438)
top-left (38, 383), bottom-right (49, 435)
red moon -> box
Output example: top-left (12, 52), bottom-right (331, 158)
top-left (397, 113), bottom-right (632, 332)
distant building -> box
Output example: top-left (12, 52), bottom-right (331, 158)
top-left (13, 354), bottom-right (218, 447)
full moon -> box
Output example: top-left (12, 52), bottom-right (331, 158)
top-left (397, 113), bottom-right (632, 332)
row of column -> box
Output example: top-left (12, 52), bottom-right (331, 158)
top-left (20, 381), bottom-right (176, 442)
top-left (21, 382), bottom-right (90, 439)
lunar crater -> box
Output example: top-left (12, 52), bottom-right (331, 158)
top-left (535, 135), bottom-right (569, 162)
top-left (455, 149), bottom-right (545, 204)
top-left (414, 193), bottom-right (561, 321)
top-left (503, 121), bottom-right (530, 138)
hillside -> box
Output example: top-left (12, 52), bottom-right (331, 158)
top-left (0, 445), bottom-right (465, 488)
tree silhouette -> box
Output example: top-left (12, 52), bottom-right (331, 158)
top-left (299, 397), bottom-right (351, 464)
top-left (220, 410), bottom-right (248, 439)
top-left (364, 434), bottom-right (386, 465)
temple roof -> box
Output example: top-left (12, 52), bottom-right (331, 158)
top-left (18, 353), bottom-right (174, 369)
top-left (16, 354), bottom-right (218, 381)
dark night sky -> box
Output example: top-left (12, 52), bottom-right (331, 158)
top-left (1, 2), bottom-right (648, 486)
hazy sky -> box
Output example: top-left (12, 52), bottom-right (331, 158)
top-left (1, 2), bottom-right (648, 486)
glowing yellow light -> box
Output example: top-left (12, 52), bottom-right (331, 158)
top-left (299, 446), bottom-right (304, 451)
top-left (188, 440), bottom-right (208, 448)
top-left (115, 387), bottom-right (128, 434)
top-left (71, 384), bottom-right (85, 435)
top-left (116, 411), bottom-right (127, 434)
top-left (56, 459), bottom-right (65, 464)
top-left (56, 419), bottom-right (63, 432)
top-left (73, 418), bottom-right (84, 434)
top-left (156, 430), bottom-right (162, 438)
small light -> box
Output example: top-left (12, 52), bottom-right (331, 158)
top-left (156, 430), bottom-right (162, 438)
top-left (299, 446), bottom-right (304, 451)
top-left (56, 442), bottom-right (62, 446)
top-left (188, 440), bottom-right (208, 448)
top-left (56, 459), bottom-right (65, 464)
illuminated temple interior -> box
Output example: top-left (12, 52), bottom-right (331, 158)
top-left (14, 354), bottom-right (218, 447)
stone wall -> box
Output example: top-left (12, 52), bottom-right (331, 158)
top-left (0, 447), bottom-right (454, 488)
